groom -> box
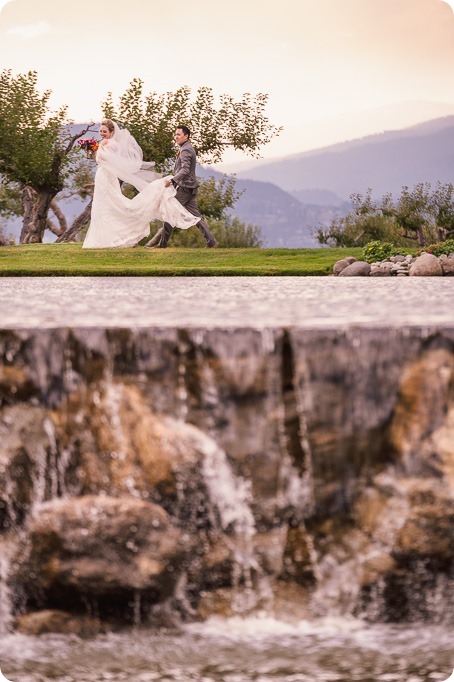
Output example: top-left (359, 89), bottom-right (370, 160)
top-left (146, 125), bottom-right (217, 248)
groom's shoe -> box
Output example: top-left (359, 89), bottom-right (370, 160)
top-left (206, 240), bottom-right (218, 248)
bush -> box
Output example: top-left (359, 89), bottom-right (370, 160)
top-left (362, 241), bottom-right (395, 263)
top-left (417, 239), bottom-right (454, 257)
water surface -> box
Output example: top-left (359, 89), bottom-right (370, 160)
top-left (1, 277), bottom-right (453, 328)
top-left (0, 618), bottom-right (453, 682)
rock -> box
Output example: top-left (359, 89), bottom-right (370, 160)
top-left (338, 261), bottom-right (371, 277)
top-left (333, 259), bottom-right (350, 275)
top-left (12, 495), bottom-right (190, 619)
top-left (281, 524), bottom-right (317, 585)
top-left (388, 347), bottom-right (453, 472)
top-left (370, 263), bottom-right (394, 277)
top-left (405, 255), bottom-right (414, 263)
top-left (440, 258), bottom-right (454, 275)
top-left (409, 253), bottom-right (443, 276)
top-left (15, 610), bottom-right (105, 637)
top-left (344, 256), bottom-right (357, 264)
top-left (397, 498), bottom-right (454, 564)
top-left (391, 256), bottom-right (406, 263)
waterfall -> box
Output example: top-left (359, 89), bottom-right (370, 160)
top-left (200, 432), bottom-right (263, 611)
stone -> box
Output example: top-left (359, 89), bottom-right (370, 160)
top-left (370, 262), bottom-right (394, 277)
top-left (15, 610), bottom-right (105, 637)
top-left (338, 261), bottom-right (371, 277)
top-left (344, 256), bottom-right (357, 264)
top-left (332, 259), bottom-right (350, 275)
top-left (409, 253), bottom-right (443, 276)
top-left (391, 256), bottom-right (406, 263)
top-left (12, 495), bottom-right (190, 617)
top-left (440, 258), bottom-right (454, 275)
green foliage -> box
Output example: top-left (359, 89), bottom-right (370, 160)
top-left (361, 240), bottom-right (416, 263)
top-left (417, 239), bottom-right (454, 257)
top-left (102, 79), bottom-right (282, 170)
top-left (196, 175), bottom-right (242, 220)
top-left (316, 183), bottom-right (454, 248)
top-left (0, 70), bottom-right (72, 191)
top-left (0, 181), bottom-right (23, 217)
top-left (166, 216), bottom-right (262, 248)
top-left (362, 241), bottom-right (395, 263)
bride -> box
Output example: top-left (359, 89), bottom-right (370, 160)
top-left (83, 119), bottom-right (198, 248)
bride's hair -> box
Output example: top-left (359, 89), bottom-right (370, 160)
top-left (101, 119), bottom-right (115, 135)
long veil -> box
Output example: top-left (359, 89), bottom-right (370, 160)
top-left (96, 122), bottom-right (161, 191)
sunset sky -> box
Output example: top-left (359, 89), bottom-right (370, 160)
top-left (0, 0), bottom-right (453, 165)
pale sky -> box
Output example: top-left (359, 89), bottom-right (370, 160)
top-left (1, 0), bottom-right (454, 165)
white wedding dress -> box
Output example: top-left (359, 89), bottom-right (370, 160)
top-left (83, 123), bottom-right (198, 249)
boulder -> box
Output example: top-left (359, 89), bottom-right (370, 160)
top-left (338, 261), bottom-right (371, 277)
top-left (344, 256), bottom-right (357, 264)
top-left (333, 259), bottom-right (350, 275)
top-left (12, 495), bottom-right (190, 617)
top-left (15, 610), bottom-right (105, 637)
top-left (440, 258), bottom-right (454, 276)
top-left (409, 253), bottom-right (443, 277)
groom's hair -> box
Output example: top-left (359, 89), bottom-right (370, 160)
top-left (177, 125), bottom-right (191, 138)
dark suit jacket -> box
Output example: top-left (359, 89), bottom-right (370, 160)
top-left (171, 141), bottom-right (199, 190)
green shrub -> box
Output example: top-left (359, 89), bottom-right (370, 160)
top-left (362, 241), bottom-right (395, 263)
top-left (417, 239), bottom-right (454, 257)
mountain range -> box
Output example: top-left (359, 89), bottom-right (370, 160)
top-left (235, 116), bottom-right (454, 200)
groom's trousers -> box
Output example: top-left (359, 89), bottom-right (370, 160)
top-left (158, 186), bottom-right (217, 248)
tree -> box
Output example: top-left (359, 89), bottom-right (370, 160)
top-left (0, 70), bottom-right (95, 243)
top-left (381, 183), bottom-right (433, 247)
top-left (102, 79), bottom-right (282, 170)
top-left (315, 183), bottom-right (451, 248)
top-left (430, 181), bottom-right (454, 242)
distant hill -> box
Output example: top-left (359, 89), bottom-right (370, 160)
top-left (237, 116), bottom-right (454, 199)
top-left (197, 167), bottom-right (323, 247)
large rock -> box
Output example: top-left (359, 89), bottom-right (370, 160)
top-left (409, 253), bottom-right (443, 276)
top-left (439, 256), bottom-right (454, 275)
top-left (333, 259), bottom-right (350, 275)
top-left (338, 261), bottom-right (371, 277)
top-left (15, 610), bottom-right (105, 637)
top-left (12, 495), bottom-right (190, 619)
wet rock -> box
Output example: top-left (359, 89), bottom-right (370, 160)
top-left (12, 495), bottom-right (190, 618)
top-left (281, 524), bottom-right (317, 585)
top-left (409, 253), bottom-right (443, 276)
top-left (0, 406), bottom-right (57, 529)
top-left (338, 261), bottom-right (371, 277)
top-left (15, 609), bottom-right (105, 637)
top-left (388, 347), bottom-right (453, 473)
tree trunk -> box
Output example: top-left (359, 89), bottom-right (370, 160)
top-left (416, 227), bottom-right (426, 247)
top-left (56, 199), bottom-right (93, 243)
top-left (20, 186), bottom-right (56, 244)
top-left (48, 199), bottom-right (68, 235)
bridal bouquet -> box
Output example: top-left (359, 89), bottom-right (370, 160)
top-left (77, 137), bottom-right (99, 159)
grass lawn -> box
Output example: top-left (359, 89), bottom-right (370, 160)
top-left (0, 244), bottom-right (365, 276)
